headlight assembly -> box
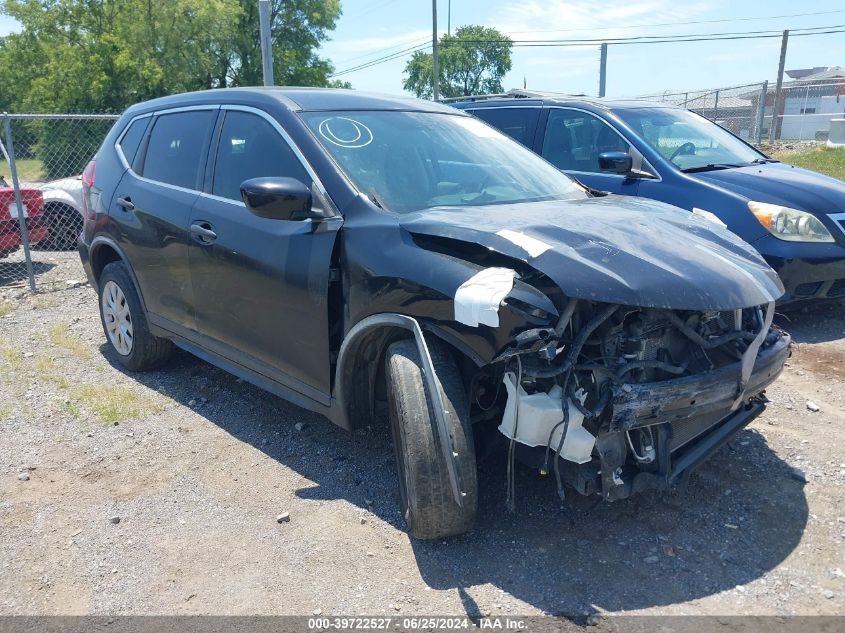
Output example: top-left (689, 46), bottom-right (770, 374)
top-left (748, 201), bottom-right (835, 243)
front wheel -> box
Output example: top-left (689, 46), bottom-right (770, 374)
top-left (98, 261), bottom-right (172, 371)
top-left (385, 338), bottom-right (478, 539)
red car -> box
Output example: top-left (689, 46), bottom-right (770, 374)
top-left (0, 183), bottom-right (49, 258)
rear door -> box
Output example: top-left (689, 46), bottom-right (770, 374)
top-left (539, 108), bottom-right (641, 196)
top-left (110, 107), bottom-right (218, 332)
top-left (187, 106), bottom-right (341, 400)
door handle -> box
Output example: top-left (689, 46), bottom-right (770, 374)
top-left (190, 222), bottom-right (217, 243)
top-left (116, 196), bottom-right (135, 211)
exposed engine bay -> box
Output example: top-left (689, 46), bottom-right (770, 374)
top-left (471, 298), bottom-right (790, 502)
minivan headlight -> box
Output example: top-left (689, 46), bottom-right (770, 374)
top-left (748, 201), bottom-right (834, 243)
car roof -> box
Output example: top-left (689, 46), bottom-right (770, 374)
top-left (453, 93), bottom-right (681, 112)
top-left (123, 87), bottom-right (464, 117)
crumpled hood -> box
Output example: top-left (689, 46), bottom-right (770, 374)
top-left (399, 195), bottom-right (784, 311)
top-left (692, 162), bottom-right (845, 213)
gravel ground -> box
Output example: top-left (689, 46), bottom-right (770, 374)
top-left (1, 253), bottom-right (844, 619)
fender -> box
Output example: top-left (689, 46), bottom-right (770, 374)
top-left (332, 312), bottom-right (466, 506)
top-left (88, 235), bottom-right (148, 314)
top-left (40, 187), bottom-right (82, 211)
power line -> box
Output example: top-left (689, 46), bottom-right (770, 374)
top-left (328, 22), bottom-right (845, 78)
top-left (472, 23), bottom-right (845, 46)
top-left (333, 35), bottom-right (431, 67)
top-left (330, 40), bottom-right (432, 77)
top-left (503, 8), bottom-right (845, 35)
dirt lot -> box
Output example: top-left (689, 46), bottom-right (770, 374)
top-left (1, 253), bottom-right (844, 619)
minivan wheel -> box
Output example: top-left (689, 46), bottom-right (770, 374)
top-left (385, 338), bottom-right (478, 539)
top-left (98, 262), bottom-right (172, 371)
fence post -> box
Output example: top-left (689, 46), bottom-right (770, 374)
top-left (755, 81), bottom-right (768, 145)
top-left (2, 113), bottom-right (36, 292)
top-left (713, 89), bottom-right (720, 120)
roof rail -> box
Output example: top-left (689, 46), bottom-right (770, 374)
top-left (438, 89), bottom-right (590, 103)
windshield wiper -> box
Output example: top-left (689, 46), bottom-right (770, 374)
top-left (681, 163), bottom-right (745, 173)
top-left (750, 157), bottom-right (779, 164)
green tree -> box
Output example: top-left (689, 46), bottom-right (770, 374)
top-left (0, 0), bottom-right (348, 114)
top-left (218, 0), bottom-right (344, 89)
top-left (403, 25), bottom-right (512, 100)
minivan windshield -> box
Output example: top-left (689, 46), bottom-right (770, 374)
top-left (614, 107), bottom-right (768, 172)
top-left (301, 110), bottom-right (585, 213)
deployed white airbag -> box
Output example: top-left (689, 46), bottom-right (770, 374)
top-left (499, 372), bottom-right (596, 464)
top-left (453, 267), bottom-right (517, 327)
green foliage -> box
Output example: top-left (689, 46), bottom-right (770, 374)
top-left (0, 0), bottom-right (346, 115)
top-left (403, 25), bottom-right (512, 100)
top-left (222, 0), bottom-right (343, 88)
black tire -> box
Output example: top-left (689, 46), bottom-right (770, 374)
top-left (43, 203), bottom-right (84, 250)
top-left (98, 261), bottom-right (172, 371)
top-left (386, 338), bottom-right (478, 539)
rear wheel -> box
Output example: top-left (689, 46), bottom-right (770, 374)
top-left (98, 261), bottom-right (172, 371)
top-left (385, 338), bottom-right (478, 539)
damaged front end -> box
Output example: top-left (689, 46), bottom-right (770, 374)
top-left (476, 298), bottom-right (790, 501)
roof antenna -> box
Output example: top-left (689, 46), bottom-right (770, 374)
top-left (523, 75), bottom-right (527, 90)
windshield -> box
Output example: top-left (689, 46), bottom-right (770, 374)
top-left (301, 110), bottom-right (585, 213)
top-left (614, 107), bottom-right (767, 172)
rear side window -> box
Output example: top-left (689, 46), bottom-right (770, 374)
top-left (142, 111), bottom-right (216, 190)
top-left (212, 110), bottom-right (310, 201)
top-left (117, 117), bottom-right (150, 167)
top-left (469, 107), bottom-right (540, 147)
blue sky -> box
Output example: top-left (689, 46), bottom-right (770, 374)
top-left (2, 1), bottom-right (843, 97)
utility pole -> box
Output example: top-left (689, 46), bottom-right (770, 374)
top-left (259, 0), bottom-right (274, 86)
top-left (447, 0), bottom-right (451, 36)
top-left (769, 29), bottom-right (789, 143)
top-left (598, 43), bottom-right (608, 98)
top-left (432, 0), bottom-right (440, 100)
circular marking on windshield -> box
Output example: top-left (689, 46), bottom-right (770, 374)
top-left (318, 117), bottom-right (373, 148)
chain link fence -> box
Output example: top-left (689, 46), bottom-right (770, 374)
top-left (0, 113), bottom-right (118, 292)
top-left (625, 80), bottom-right (845, 144)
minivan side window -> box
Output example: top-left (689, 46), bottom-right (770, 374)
top-left (212, 111), bottom-right (310, 202)
top-left (469, 107), bottom-right (540, 147)
top-left (117, 117), bottom-right (150, 167)
top-left (542, 109), bottom-right (630, 173)
top-left (142, 110), bottom-right (216, 190)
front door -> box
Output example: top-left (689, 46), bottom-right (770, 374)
top-left (188, 107), bottom-right (340, 399)
top-left (540, 108), bottom-right (641, 196)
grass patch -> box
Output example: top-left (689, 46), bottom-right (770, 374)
top-left (772, 146), bottom-right (845, 181)
top-left (48, 323), bottom-right (90, 358)
top-left (0, 345), bottom-right (23, 370)
top-left (0, 404), bottom-right (13, 420)
top-left (73, 384), bottom-right (161, 424)
top-left (0, 299), bottom-right (15, 317)
top-left (32, 294), bottom-right (58, 310)
top-left (10, 158), bottom-right (44, 182)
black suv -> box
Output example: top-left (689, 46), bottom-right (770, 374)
top-left (79, 88), bottom-right (790, 539)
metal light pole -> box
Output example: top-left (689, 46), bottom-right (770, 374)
top-left (259, 0), bottom-right (274, 86)
top-left (769, 29), bottom-right (789, 143)
top-left (432, 0), bottom-right (440, 100)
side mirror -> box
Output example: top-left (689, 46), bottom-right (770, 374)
top-left (240, 177), bottom-right (317, 221)
top-left (598, 151), bottom-right (633, 175)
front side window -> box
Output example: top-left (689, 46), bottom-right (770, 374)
top-left (614, 107), bottom-right (765, 171)
top-left (212, 111), bottom-right (310, 201)
top-left (541, 109), bottom-right (631, 173)
top-left (142, 110), bottom-right (216, 189)
top-left (301, 111), bottom-right (584, 214)
top-left (470, 107), bottom-right (540, 147)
